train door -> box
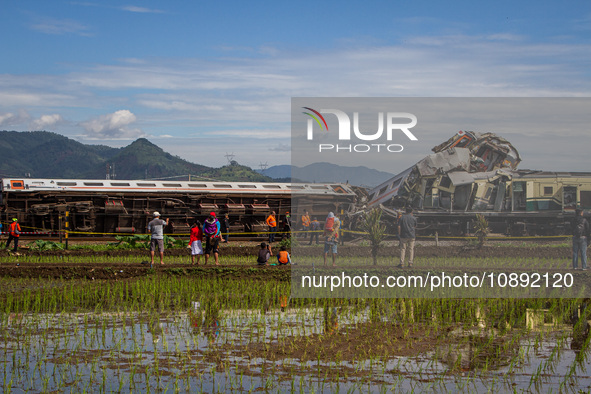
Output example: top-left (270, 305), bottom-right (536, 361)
top-left (512, 182), bottom-right (526, 211)
top-left (563, 186), bottom-right (577, 211)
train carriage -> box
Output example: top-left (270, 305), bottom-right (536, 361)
top-left (370, 169), bottom-right (591, 236)
top-left (0, 178), bottom-right (358, 237)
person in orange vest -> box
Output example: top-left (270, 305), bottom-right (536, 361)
top-left (6, 218), bottom-right (21, 252)
top-left (266, 211), bottom-right (277, 243)
top-left (301, 210), bottom-right (311, 240)
top-left (324, 212), bottom-right (340, 266)
top-left (277, 245), bottom-right (291, 265)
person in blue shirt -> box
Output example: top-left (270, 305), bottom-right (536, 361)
top-left (203, 212), bottom-right (221, 265)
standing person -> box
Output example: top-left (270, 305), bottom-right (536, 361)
top-left (301, 210), bottom-right (311, 240)
top-left (222, 214), bottom-right (230, 243)
top-left (189, 220), bottom-right (203, 265)
top-left (6, 218), bottom-right (21, 252)
top-left (257, 242), bottom-right (273, 266)
top-left (148, 212), bottom-right (169, 266)
top-left (572, 209), bottom-right (589, 270)
top-left (282, 211), bottom-right (291, 239)
top-left (309, 217), bottom-right (320, 245)
top-left (398, 207), bottom-right (418, 268)
top-left (266, 211), bottom-right (277, 243)
top-left (203, 213), bottom-right (221, 265)
top-left (324, 212), bottom-right (340, 267)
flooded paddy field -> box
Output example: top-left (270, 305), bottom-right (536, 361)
top-left (0, 241), bottom-right (590, 392)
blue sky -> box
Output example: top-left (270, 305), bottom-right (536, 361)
top-left (0, 1), bottom-right (589, 172)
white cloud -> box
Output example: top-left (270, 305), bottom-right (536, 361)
top-left (270, 143), bottom-right (290, 152)
top-left (30, 114), bottom-right (65, 130)
top-left (0, 110), bottom-right (31, 127)
top-left (80, 110), bottom-right (145, 139)
top-left (0, 33), bottom-right (589, 167)
top-left (29, 17), bottom-right (92, 36)
top-left (120, 6), bottom-right (164, 14)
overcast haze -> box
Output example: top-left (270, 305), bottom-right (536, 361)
top-left (0, 1), bottom-right (589, 171)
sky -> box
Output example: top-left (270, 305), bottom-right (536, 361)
top-left (0, 1), bottom-right (590, 174)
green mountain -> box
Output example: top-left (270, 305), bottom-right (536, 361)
top-left (0, 131), bottom-right (272, 182)
top-left (0, 131), bottom-right (118, 178)
top-left (84, 138), bottom-right (211, 179)
top-left (203, 161), bottom-right (275, 182)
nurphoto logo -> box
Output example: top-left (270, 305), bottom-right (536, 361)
top-left (302, 107), bottom-right (418, 153)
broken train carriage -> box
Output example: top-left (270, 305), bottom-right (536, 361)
top-left (0, 178), bottom-right (358, 236)
top-left (369, 131), bottom-right (588, 236)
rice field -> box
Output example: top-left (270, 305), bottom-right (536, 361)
top-left (0, 240), bottom-right (589, 392)
top-left (1, 268), bottom-right (591, 392)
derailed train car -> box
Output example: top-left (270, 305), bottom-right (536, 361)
top-left (369, 131), bottom-right (588, 236)
top-left (0, 178), bottom-right (357, 236)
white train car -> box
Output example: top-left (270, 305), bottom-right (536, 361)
top-left (0, 178), bottom-right (357, 236)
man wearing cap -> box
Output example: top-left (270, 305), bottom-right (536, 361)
top-left (6, 218), bottom-right (21, 252)
top-left (148, 212), bottom-right (169, 266)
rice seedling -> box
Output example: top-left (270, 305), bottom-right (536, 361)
top-left (0, 248), bottom-right (589, 391)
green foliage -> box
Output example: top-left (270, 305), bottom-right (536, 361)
top-left (107, 234), bottom-right (188, 250)
top-left (164, 235), bottom-right (188, 249)
top-left (29, 240), bottom-right (64, 251)
top-left (474, 214), bottom-right (490, 248)
top-left (278, 237), bottom-right (297, 249)
top-left (108, 235), bottom-right (150, 249)
top-left (361, 208), bottom-right (387, 265)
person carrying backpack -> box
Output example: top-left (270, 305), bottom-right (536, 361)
top-left (203, 213), bottom-right (221, 265)
top-left (572, 209), bottom-right (589, 270)
top-left (6, 218), bottom-right (21, 252)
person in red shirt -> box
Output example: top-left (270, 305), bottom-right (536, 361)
top-left (189, 220), bottom-right (203, 265)
top-left (266, 211), bottom-right (277, 243)
top-left (6, 218), bottom-right (21, 252)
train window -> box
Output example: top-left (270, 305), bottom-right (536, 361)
top-left (484, 187), bottom-right (493, 200)
top-left (289, 185), bottom-right (305, 190)
top-left (84, 182), bottom-right (104, 186)
top-left (57, 182), bottom-right (77, 186)
top-left (310, 186), bottom-right (329, 190)
top-left (391, 178), bottom-right (402, 189)
top-left (238, 185), bottom-right (256, 188)
top-left (163, 183), bottom-right (182, 187)
top-left (440, 176), bottom-right (451, 188)
top-left (10, 180), bottom-right (25, 189)
top-left (543, 186), bottom-right (553, 196)
top-left (111, 182), bottom-right (130, 187)
top-left (263, 185), bottom-right (281, 189)
top-left (379, 186), bottom-right (388, 196)
top-left (188, 184), bottom-right (207, 188)
top-left (581, 191), bottom-right (591, 209)
top-left (137, 183), bottom-right (156, 187)
top-left (213, 184), bottom-right (232, 188)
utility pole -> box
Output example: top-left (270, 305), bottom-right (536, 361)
top-left (224, 152), bottom-right (235, 165)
